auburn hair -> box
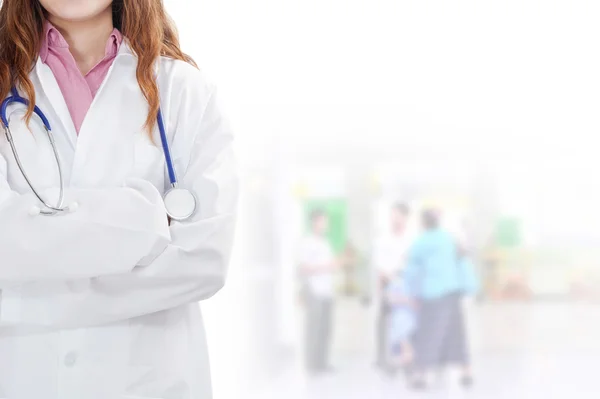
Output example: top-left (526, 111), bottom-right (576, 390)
top-left (0, 0), bottom-right (196, 134)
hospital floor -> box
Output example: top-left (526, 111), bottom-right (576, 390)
top-left (228, 295), bottom-right (600, 399)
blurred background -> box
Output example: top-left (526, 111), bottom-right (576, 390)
top-left (168, 0), bottom-right (600, 398)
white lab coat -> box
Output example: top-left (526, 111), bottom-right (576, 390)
top-left (0, 42), bottom-right (237, 399)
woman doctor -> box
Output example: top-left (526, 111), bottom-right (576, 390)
top-left (0, 1), bottom-right (237, 399)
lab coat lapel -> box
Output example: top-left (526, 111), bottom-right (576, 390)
top-left (34, 58), bottom-right (78, 150)
top-left (69, 42), bottom-right (148, 187)
top-left (76, 42), bottom-right (133, 143)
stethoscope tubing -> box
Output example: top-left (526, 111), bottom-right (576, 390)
top-left (1, 86), bottom-right (186, 217)
top-left (156, 107), bottom-right (178, 188)
top-left (2, 88), bottom-right (66, 215)
top-left (4, 124), bottom-right (66, 215)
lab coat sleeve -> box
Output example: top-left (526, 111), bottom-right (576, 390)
top-left (0, 81), bottom-right (237, 328)
top-left (0, 160), bottom-right (171, 283)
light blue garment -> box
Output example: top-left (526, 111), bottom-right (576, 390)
top-left (458, 256), bottom-right (480, 295)
top-left (404, 228), bottom-right (480, 300)
top-left (386, 276), bottom-right (416, 345)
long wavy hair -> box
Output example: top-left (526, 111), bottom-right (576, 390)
top-left (0, 0), bottom-right (196, 134)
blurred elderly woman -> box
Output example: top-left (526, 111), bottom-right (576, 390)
top-left (404, 209), bottom-right (479, 390)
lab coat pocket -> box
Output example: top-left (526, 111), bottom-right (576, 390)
top-left (133, 134), bottom-right (165, 192)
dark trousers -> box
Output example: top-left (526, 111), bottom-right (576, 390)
top-left (375, 278), bottom-right (391, 366)
top-left (375, 302), bottom-right (390, 365)
top-left (305, 294), bottom-right (334, 372)
top-left (413, 292), bottom-right (470, 371)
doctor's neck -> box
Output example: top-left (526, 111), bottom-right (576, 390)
top-left (46, 7), bottom-right (114, 75)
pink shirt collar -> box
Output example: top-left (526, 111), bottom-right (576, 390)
top-left (37, 21), bottom-right (124, 134)
top-left (39, 21), bottom-right (123, 64)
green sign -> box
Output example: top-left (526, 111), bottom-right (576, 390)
top-left (495, 218), bottom-right (521, 248)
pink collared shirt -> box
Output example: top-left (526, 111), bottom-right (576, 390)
top-left (40, 22), bottom-right (123, 134)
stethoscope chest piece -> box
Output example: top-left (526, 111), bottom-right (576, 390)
top-left (164, 187), bottom-right (197, 221)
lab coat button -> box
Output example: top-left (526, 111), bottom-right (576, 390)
top-left (64, 352), bottom-right (78, 367)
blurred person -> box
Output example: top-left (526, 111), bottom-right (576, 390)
top-left (385, 269), bottom-right (417, 370)
top-left (371, 202), bottom-right (411, 370)
top-left (404, 209), bottom-right (479, 390)
top-left (298, 209), bottom-right (340, 374)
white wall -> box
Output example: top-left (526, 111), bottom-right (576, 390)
top-left (166, 0), bottom-right (600, 161)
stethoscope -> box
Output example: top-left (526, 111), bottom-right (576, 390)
top-left (0, 86), bottom-right (197, 221)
